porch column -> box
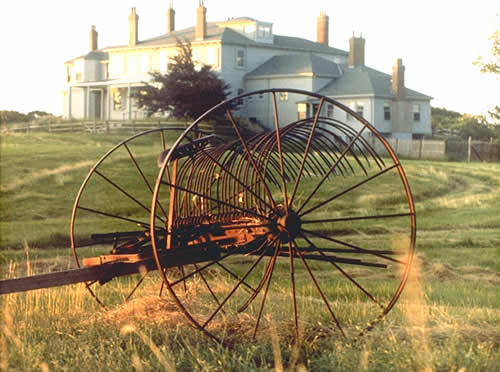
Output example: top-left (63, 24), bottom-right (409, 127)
top-left (86, 87), bottom-right (90, 120)
top-left (107, 86), bottom-right (111, 120)
top-left (127, 84), bottom-right (132, 120)
top-left (67, 86), bottom-right (72, 119)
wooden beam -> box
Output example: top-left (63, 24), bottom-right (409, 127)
top-left (0, 246), bottom-right (220, 295)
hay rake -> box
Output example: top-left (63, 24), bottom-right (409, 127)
top-left (0, 89), bottom-right (416, 342)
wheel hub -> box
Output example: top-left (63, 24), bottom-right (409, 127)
top-left (277, 209), bottom-right (301, 242)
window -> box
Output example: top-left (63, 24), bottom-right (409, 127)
top-left (236, 49), bottom-right (246, 68)
top-left (313, 104), bottom-right (320, 117)
top-left (327, 104), bottom-right (334, 118)
top-left (139, 53), bottom-right (150, 73)
top-left (384, 103), bottom-right (391, 120)
top-left (237, 88), bottom-right (244, 105)
top-left (109, 55), bottom-right (123, 77)
top-left (159, 52), bottom-right (168, 73)
top-left (112, 88), bottom-right (122, 111)
top-left (279, 92), bottom-right (288, 101)
top-left (206, 47), bottom-right (217, 67)
top-left (297, 103), bottom-right (309, 120)
top-left (413, 104), bottom-right (421, 121)
top-left (356, 103), bottom-right (364, 118)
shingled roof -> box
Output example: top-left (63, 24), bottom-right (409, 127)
top-left (246, 54), bottom-right (342, 78)
top-left (102, 22), bottom-right (348, 55)
top-left (318, 65), bottom-right (432, 100)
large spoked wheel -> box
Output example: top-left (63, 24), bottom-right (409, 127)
top-left (70, 127), bottom-right (186, 307)
top-left (150, 89), bottom-right (416, 342)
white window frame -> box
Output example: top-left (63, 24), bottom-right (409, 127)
top-left (235, 49), bottom-right (246, 68)
top-left (327, 104), bottom-right (334, 118)
top-left (384, 102), bottom-right (391, 120)
top-left (413, 104), bottom-right (421, 121)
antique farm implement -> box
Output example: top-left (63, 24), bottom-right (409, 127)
top-left (0, 89), bottom-right (416, 341)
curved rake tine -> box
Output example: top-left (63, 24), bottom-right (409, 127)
top-left (125, 270), bottom-right (149, 301)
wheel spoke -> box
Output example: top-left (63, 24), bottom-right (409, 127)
top-left (216, 262), bottom-right (258, 293)
top-left (124, 143), bottom-right (169, 219)
top-left (201, 249), bottom-right (268, 330)
top-left (302, 212), bottom-right (413, 224)
top-left (298, 164), bottom-right (398, 217)
top-left (288, 241), bottom-right (299, 338)
top-left (298, 233), bottom-right (384, 309)
top-left (77, 205), bottom-right (150, 228)
top-left (292, 240), bottom-right (346, 337)
top-left (94, 169), bottom-right (166, 224)
top-left (237, 235), bottom-right (281, 313)
top-left (125, 270), bottom-right (149, 301)
top-left (252, 239), bottom-right (280, 338)
top-left (301, 227), bottom-right (408, 265)
top-left (289, 97), bottom-right (324, 208)
top-left (193, 263), bottom-right (224, 311)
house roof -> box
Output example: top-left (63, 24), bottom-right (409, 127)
top-left (246, 54), bottom-right (341, 78)
top-left (64, 51), bottom-right (108, 64)
top-left (318, 64), bottom-right (432, 100)
top-left (101, 21), bottom-right (347, 55)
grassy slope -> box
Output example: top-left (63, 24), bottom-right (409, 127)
top-left (1, 133), bottom-right (499, 371)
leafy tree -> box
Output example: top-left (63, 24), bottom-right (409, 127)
top-left (27, 111), bottom-right (51, 121)
top-left (431, 107), bottom-right (495, 141)
top-left (134, 41), bottom-right (235, 120)
top-left (0, 110), bottom-right (28, 124)
top-left (474, 19), bottom-right (500, 121)
top-left (457, 114), bottom-right (494, 141)
top-left (431, 107), bottom-right (461, 133)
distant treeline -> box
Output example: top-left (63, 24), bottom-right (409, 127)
top-left (0, 110), bottom-right (56, 124)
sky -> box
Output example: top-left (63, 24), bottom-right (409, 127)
top-left (0, 0), bottom-right (498, 118)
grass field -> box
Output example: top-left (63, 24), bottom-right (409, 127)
top-left (1, 132), bottom-right (499, 371)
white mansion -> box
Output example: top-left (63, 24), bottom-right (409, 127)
top-left (63, 2), bottom-right (432, 139)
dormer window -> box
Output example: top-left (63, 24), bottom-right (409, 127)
top-left (258, 25), bottom-right (271, 38)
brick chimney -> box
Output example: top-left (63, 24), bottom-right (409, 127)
top-left (89, 25), bottom-right (98, 52)
top-left (196, 0), bottom-right (206, 41)
top-left (317, 11), bottom-right (329, 45)
top-left (392, 58), bottom-right (405, 100)
top-left (349, 34), bottom-right (365, 67)
top-left (129, 7), bottom-right (138, 47)
top-left (167, 3), bottom-right (175, 33)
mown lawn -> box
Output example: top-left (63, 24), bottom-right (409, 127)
top-left (1, 132), bottom-right (499, 371)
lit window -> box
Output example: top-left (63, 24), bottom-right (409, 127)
top-left (413, 104), bottom-right (421, 121)
top-left (327, 104), bottom-right (334, 117)
top-left (236, 49), bottom-right (245, 68)
top-left (297, 103), bottom-right (308, 120)
top-left (279, 92), bottom-right (288, 101)
top-left (109, 55), bottom-right (123, 76)
top-left (384, 103), bottom-right (391, 120)
top-left (206, 47), bottom-right (217, 66)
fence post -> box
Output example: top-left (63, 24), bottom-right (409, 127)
top-left (467, 136), bottom-right (472, 162)
top-left (106, 120), bottom-right (110, 133)
top-left (419, 138), bottom-right (424, 160)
